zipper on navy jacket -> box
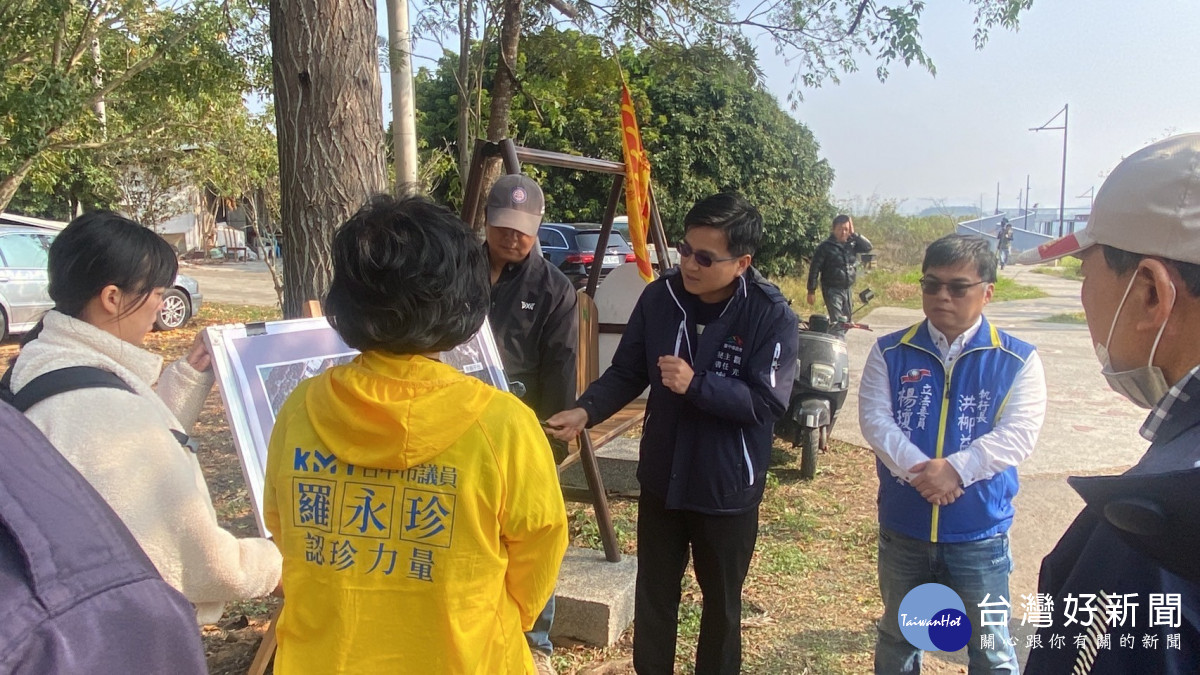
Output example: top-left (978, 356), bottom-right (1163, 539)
top-left (740, 429), bottom-right (754, 486)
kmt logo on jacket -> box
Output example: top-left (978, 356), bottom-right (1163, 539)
top-left (900, 368), bottom-right (932, 384)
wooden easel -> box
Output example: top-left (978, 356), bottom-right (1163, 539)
top-left (245, 300), bottom-right (322, 675)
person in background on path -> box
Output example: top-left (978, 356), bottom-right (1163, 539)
top-left (2, 211), bottom-right (281, 625)
top-left (807, 214), bottom-right (872, 325)
top-left (996, 218), bottom-right (1014, 270)
top-left (263, 195), bottom-right (567, 674)
top-left (1017, 133), bottom-right (1200, 673)
top-left (546, 192), bottom-right (799, 675)
top-left (860, 233), bottom-right (1047, 674)
top-left (484, 173), bottom-right (578, 675)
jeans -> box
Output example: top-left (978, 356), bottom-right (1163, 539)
top-left (821, 285), bottom-right (853, 325)
top-left (633, 493), bottom-right (759, 675)
top-left (525, 594), bottom-right (555, 655)
top-left (875, 527), bottom-right (1018, 675)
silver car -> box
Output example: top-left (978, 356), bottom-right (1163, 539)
top-left (0, 223), bottom-right (203, 340)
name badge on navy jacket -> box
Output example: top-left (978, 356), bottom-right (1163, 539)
top-left (712, 335), bottom-right (744, 378)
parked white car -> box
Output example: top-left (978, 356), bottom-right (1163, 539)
top-left (611, 215), bottom-right (680, 269)
top-left (0, 223), bottom-right (203, 340)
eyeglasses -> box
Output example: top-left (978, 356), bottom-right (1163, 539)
top-left (677, 240), bottom-right (739, 267)
top-left (919, 277), bottom-right (988, 298)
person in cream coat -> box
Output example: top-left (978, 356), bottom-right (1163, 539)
top-left (5, 211), bottom-right (281, 624)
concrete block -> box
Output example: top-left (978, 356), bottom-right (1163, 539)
top-left (550, 546), bottom-right (638, 647)
top-left (559, 437), bottom-right (641, 496)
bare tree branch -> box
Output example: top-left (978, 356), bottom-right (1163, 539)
top-left (847, 0), bottom-right (870, 34)
top-left (545, 0), bottom-right (578, 19)
top-left (66, 0), bottom-right (108, 72)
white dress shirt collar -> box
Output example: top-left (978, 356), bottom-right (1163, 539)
top-left (926, 315), bottom-right (984, 364)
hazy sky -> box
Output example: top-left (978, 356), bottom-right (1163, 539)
top-left (766, 0), bottom-right (1200, 212)
top-left (393, 0), bottom-right (1200, 212)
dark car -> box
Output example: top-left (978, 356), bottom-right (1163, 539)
top-left (538, 223), bottom-right (637, 288)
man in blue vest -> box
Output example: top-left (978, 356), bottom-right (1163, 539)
top-left (859, 234), bottom-right (1047, 673)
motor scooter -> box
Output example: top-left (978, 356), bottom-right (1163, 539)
top-left (776, 288), bottom-right (874, 480)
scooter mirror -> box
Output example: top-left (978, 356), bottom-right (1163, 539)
top-left (858, 288), bottom-right (875, 304)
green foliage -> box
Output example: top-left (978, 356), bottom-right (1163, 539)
top-left (1042, 312), bottom-right (1087, 324)
top-left (850, 200), bottom-right (958, 267)
top-left (0, 0), bottom-right (264, 211)
top-left (416, 30), bottom-right (836, 273)
top-left (1031, 257), bottom-right (1083, 280)
top-left (631, 44), bottom-right (835, 275)
top-left (993, 276), bottom-right (1046, 302)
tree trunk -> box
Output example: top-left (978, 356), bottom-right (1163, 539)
top-left (270, 0), bottom-right (387, 318)
top-left (0, 157), bottom-right (37, 213)
top-left (455, 0), bottom-right (473, 182)
top-left (486, 0), bottom-right (521, 142)
top-left (470, 0), bottom-right (522, 230)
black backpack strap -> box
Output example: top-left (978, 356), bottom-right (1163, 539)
top-left (11, 366), bottom-right (136, 413)
top-left (9, 366), bottom-right (196, 451)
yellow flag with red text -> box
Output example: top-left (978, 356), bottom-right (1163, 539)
top-left (619, 83), bottom-right (654, 282)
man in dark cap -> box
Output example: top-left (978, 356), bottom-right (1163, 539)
top-left (484, 173), bottom-right (577, 675)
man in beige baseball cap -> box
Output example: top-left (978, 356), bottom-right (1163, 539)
top-left (483, 173), bottom-right (576, 675)
top-left (1018, 133), bottom-right (1200, 673)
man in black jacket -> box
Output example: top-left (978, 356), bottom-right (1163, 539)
top-left (547, 193), bottom-right (799, 675)
top-left (807, 214), bottom-right (872, 325)
top-left (484, 173), bottom-right (578, 675)
top-left (1016, 134), bottom-right (1200, 673)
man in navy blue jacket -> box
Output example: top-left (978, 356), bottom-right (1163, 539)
top-left (547, 193), bottom-right (798, 675)
top-left (1017, 133), bottom-right (1200, 673)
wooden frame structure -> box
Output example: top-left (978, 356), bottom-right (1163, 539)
top-left (462, 139), bottom-right (672, 562)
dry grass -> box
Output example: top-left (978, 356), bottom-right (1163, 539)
top-left (548, 438), bottom-right (887, 675)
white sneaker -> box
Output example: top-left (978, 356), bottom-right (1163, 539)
top-left (532, 649), bottom-right (557, 675)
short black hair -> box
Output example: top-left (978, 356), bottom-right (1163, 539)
top-left (1101, 245), bottom-right (1200, 297)
top-left (832, 214), bottom-right (852, 227)
top-left (683, 193), bottom-right (762, 257)
top-left (326, 195), bottom-right (489, 354)
top-left (49, 211), bottom-right (178, 319)
top-left (922, 234), bottom-right (998, 283)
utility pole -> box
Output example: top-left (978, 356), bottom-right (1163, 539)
top-left (387, 0), bottom-right (418, 190)
top-left (995, 182), bottom-right (1000, 214)
top-left (1024, 174), bottom-right (1031, 229)
top-left (1030, 104), bottom-right (1069, 238)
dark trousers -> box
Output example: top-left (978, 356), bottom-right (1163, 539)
top-left (633, 493), bottom-right (759, 675)
top-left (821, 285), bottom-right (853, 324)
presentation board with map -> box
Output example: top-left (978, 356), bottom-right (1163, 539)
top-left (205, 317), bottom-right (508, 535)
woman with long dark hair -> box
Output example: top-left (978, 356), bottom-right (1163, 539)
top-left (5, 211), bottom-right (281, 624)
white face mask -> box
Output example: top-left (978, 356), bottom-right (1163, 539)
top-left (1093, 272), bottom-right (1177, 409)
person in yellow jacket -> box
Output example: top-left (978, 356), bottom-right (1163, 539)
top-left (263, 195), bottom-right (569, 674)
